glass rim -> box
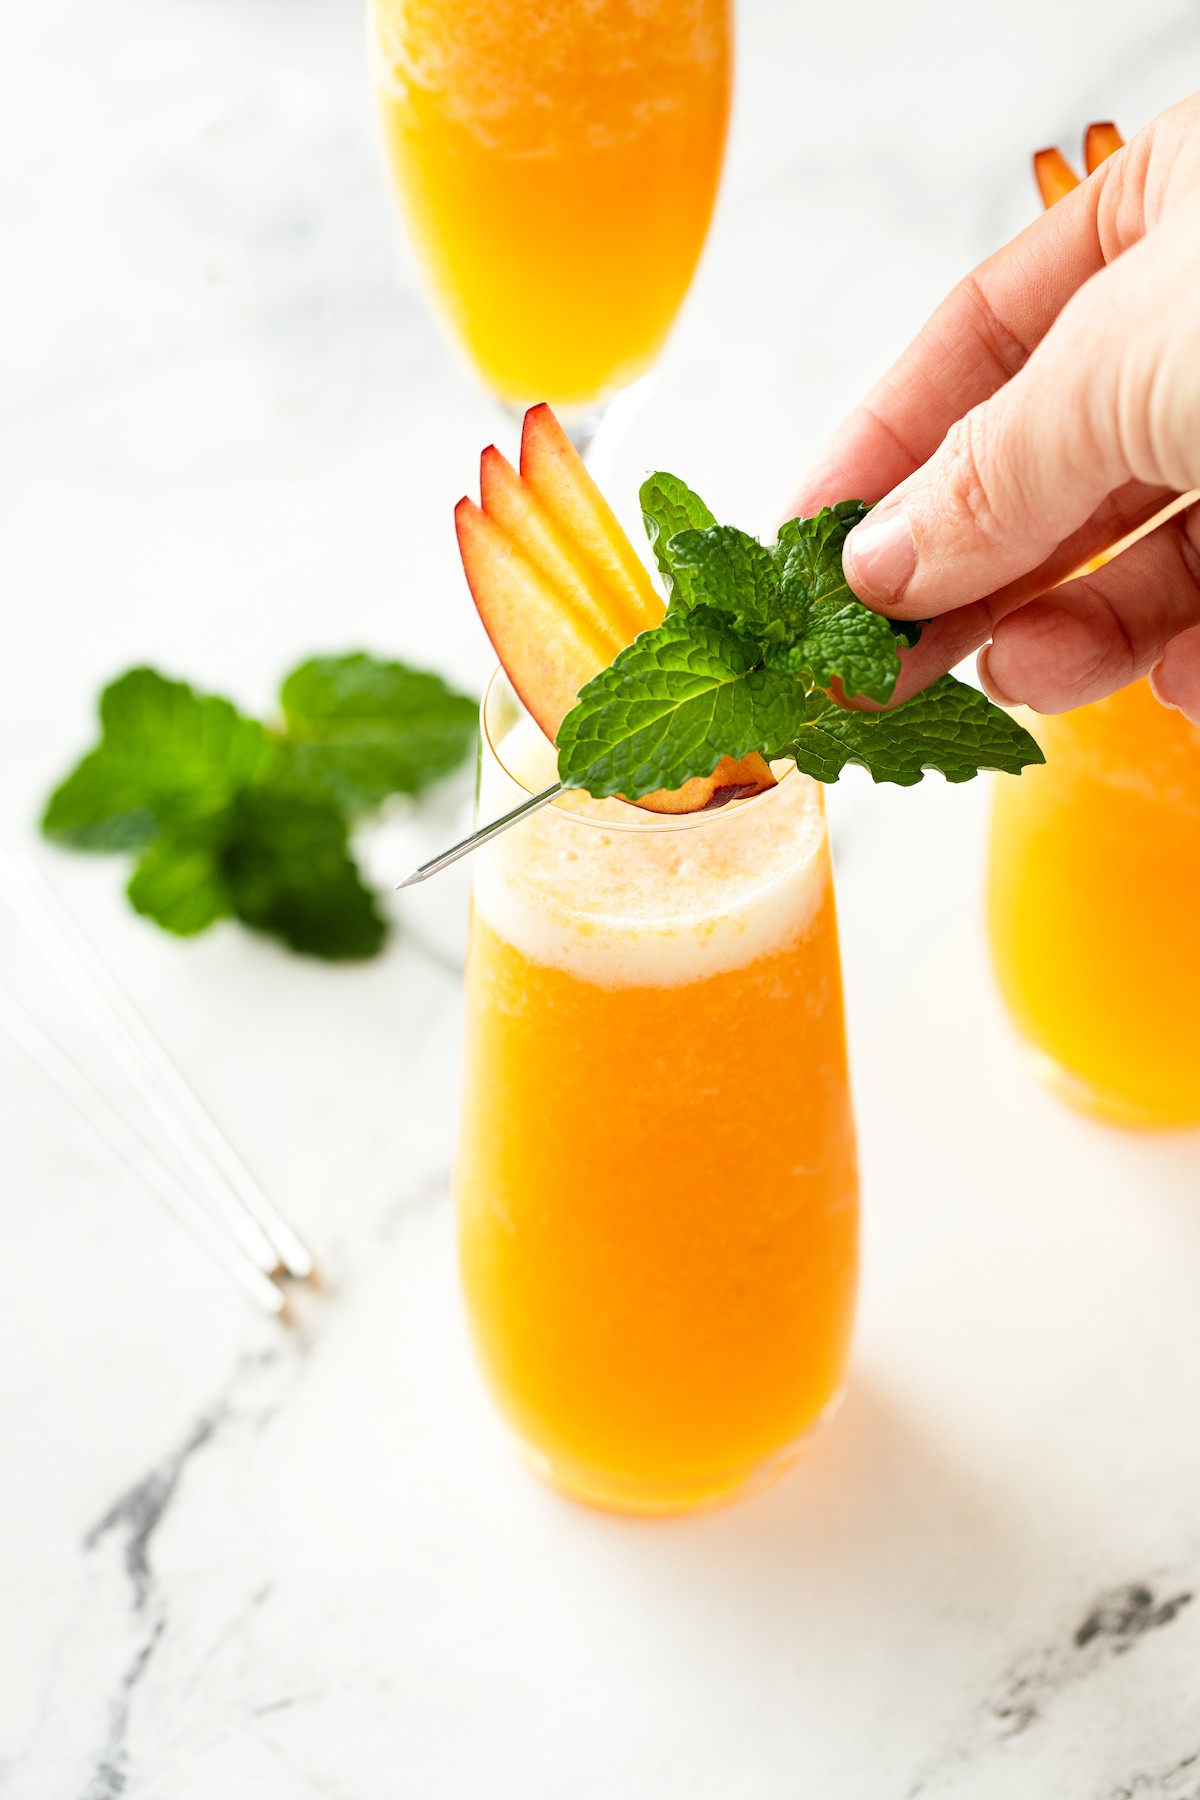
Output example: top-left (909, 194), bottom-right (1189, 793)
top-left (481, 666), bottom-right (796, 836)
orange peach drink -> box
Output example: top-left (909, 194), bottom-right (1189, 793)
top-left (988, 125), bottom-right (1200, 1125)
top-left (451, 408), bottom-right (858, 1512)
top-left (369, 0), bottom-right (731, 407)
top-left (456, 680), bottom-right (859, 1514)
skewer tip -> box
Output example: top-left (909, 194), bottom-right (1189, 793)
top-left (394, 781), bottom-right (563, 890)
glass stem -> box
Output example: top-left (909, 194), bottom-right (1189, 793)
top-left (502, 374), bottom-right (656, 480)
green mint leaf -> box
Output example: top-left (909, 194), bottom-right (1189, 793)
top-left (765, 596), bottom-right (901, 703)
top-left (556, 615), bottom-right (807, 802)
top-left (772, 501), bottom-right (871, 638)
top-left (127, 835), bottom-right (232, 937)
top-left (769, 504), bottom-right (901, 702)
top-left (128, 785), bottom-right (387, 958)
top-left (783, 677), bottom-right (1045, 786)
top-left (42, 749), bottom-right (160, 852)
top-left (773, 498), bottom-right (870, 578)
top-left (279, 653), bottom-right (477, 813)
top-left (220, 784), bottom-right (386, 960)
top-left (667, 524), bottom-right (780, 623)
top-left (639, 472), bottom-right (717, 604)
top-left (42, 669), bottom-right (278, 849)
top-left (777, 503), bottom-right (926, 653)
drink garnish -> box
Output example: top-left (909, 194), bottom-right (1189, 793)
top-left (556, 482), bottom-right (1043, 800)
top-left (456, 405), bottom-right (775, 812)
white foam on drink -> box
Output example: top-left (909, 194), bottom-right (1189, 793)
top-left (472, 716), bottom-right (828, 989)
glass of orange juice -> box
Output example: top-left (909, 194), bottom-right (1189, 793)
top-left (454, 672), bottom-right (859, 1514)
top-left (988, 683), bottom-right (1200, 1127)
top-left (368, 0), bottom-right (732, 443)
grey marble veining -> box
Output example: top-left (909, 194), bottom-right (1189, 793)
top-left (4, 0), bottom-right (1200, 1794)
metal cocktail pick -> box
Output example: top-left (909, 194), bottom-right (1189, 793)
top-left (0, 853), bottom-right (316, 1317)
top-left (0, 982), bottom-right (291, 1319)
top-left (396, 782), bottom-right (562, 889)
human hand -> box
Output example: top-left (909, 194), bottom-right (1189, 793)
top-left (784, 95), bottom-right (1200, 724)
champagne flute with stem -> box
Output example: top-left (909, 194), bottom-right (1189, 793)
top-left (368, 0), bottom-right (733, 466)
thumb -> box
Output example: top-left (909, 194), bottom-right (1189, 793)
top-left (1151, 620), bottom-right (1200, 725)
top-left (841, 227), bottom-right (1197, 619)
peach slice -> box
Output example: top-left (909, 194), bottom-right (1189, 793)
top-left (1033, 145), bottom-right (1081, 208)
top-left (478, 445), bottom-right (628, 659)
top-left (456, 403), bottom-right (775, 812)
top-left (455, 497), bottom-right (615, 741)
top-left (633, 755), bottom-right (778, 813)
top-left (1084, 120), bottom-right (1124, 174)
top-left (517, 403), bottom-right (662, 643)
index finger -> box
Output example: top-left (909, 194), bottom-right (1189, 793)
top-left (783, 166), bottom-right (1119, 518)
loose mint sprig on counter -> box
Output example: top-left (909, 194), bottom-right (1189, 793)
top-left (42, 654), bottom-right (477, 960)
top-left (556, 478), bottom-right (1043, 799)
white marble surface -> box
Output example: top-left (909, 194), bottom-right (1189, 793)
top-left (5, 0), bottom-right (1200, 1794)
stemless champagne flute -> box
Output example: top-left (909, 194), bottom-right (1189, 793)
top-left (988, 690), bottom-right (1200, 1126)
top-left (455, 673), bottom-right (859, 1515)
top-left (368, 0), bottom-right (732, 449)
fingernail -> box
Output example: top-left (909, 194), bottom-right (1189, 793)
top-left (844, 505), bottom-right (916, 604)
top-left (978, 645), bottom-right (1016, 707)
top-left (1149, 661), bottom-right (1182, 714)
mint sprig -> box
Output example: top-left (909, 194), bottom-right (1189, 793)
top-left (557, 476), bottom-right (1043, 800)
top-left (555, 616), bottom-right (807, 801)
top-left (42, 656), bottom-right (477, 960)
